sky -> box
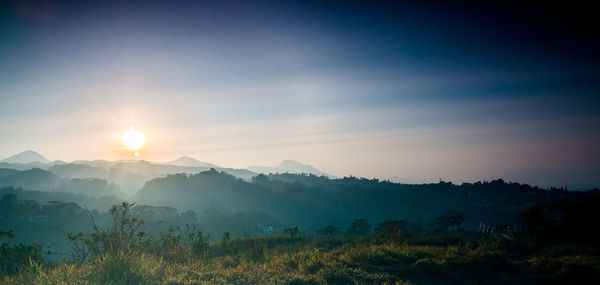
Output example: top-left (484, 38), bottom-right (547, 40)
top-left (1, 0), bottom-right (599, 188)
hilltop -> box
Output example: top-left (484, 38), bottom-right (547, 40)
top-left (0, 150), bottom-right (49, 164)
top-left (248, 160), bottom-right (334, 178)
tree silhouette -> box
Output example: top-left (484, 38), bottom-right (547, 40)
top-left (434, 210), bottom-right (465, 232)
top-left (346, 218), bottom-right (371, 235)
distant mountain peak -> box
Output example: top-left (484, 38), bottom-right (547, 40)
top-left (166, 156), bottom-right (219, 168)
top-left (248, 160), bottom-right (334, 178)
top-left (175, 156), bottom-right (197, 161)
top-left (278, 160), bottom-right (317, 170)
top-left (279, 160), bottom-right (303, 166)
top-left (1, 150), bottom-right (50, 164)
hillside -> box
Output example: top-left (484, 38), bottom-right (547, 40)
top-left (134, 170), bottom-right (596, 234)
top-left (0, 168), bottom-right (121, 197)
top-left (0, 150), bottom-right (49, 164)
top-left (248, 160), bottom-right (334, 178)
top-left (0, 155), bottom-right (257, 196)
top-left (166, 156), bottom-right (219, 168)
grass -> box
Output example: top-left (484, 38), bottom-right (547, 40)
top-left (3, 234), bottom-right (600, 284)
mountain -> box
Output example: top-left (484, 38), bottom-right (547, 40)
top-left (166, 156), bottom-right (219, 168)
top-left (0, 167), bottom-right (121, 197)
top-left (0, 168), bottom-right (62, 190)
top-left (134, 170), bottom-right (596, 234)
top-left (48, 163), bottom-right (147, 196)
top-left (0, 154), bottom-right (257, 196)
top-left (0, 161), bottom-right (51, 171)
top-left (50, 159), bottom-right (257, 196)
top-left (134, 169), bottom-right (329, 227)
top-left (248, 160), bottom-right (334, 178)
top-left (1, 150), bottom-right (50, 164)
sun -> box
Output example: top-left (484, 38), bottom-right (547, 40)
top-left (122, 126), bottom-right (146, 151)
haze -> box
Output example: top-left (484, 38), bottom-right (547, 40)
top-left (1, 1), bottom-right (598, 188)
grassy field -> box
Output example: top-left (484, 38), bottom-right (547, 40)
top-left (3, 233), bottom-right (600, 285)
top-left (3, 203), bottom-right (599, 284)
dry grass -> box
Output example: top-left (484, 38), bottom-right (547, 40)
top-left (3, 235), bottom-right (600, 284)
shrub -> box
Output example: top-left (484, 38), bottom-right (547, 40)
top-left (316, 225), bottom-right (340, 236)
top-left (67, 202), bottom-right (149, 262)
top-left (0, 242), bottom-right (44, 276)
top-left (243, 238), bottom-right (267, 262)
top-left (88, 253), bottom-right (165, 284)
top-left (346, 218), bottom-right (371, 236)
top-left (1, 229), bottom-right (44, 277)
top-left (221, 255), bottom-right (239, 268)
top-left (529, 255), bottom-right (600, 282)
top-left (156, 224), bottom-right (210, 262)
top-left (190, 230), bottom-right (210, 259)
top-left (284, 227), bottom-right (301, 238)
top-left (433, 210), bottom-right (465, 232)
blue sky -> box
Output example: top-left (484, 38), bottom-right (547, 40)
top-left (1, 1), bottom-right (598, 188)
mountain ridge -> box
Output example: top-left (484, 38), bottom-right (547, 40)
top-left (1, 150), bottom-right (50, 164)
top-left (165, 156), bottom-right (219, 168)
top-left (248, 160), bottom-right (334, 178)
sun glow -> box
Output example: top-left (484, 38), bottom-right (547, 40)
top-left (122, 126), bottom-right (146, 151)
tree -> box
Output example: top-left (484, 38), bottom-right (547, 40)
top-left (346, 218), bottom-right (371, 235)
top-left (252, 174), bottom-right (269, 184)
top-left (66, 202), bottom-right (147, 261)
top-left (316, 225), bottom-right (340, 236)
top-left (0, 194), bottom-right (18, 217)
top-left (181, 210), bottom-right (198, 225)
top-left (0, 230), bottom-right (14, 240)
top-left (1, 229), bottom-right (43, 276)
top-left (434, 210), bottom-right (465, 232)
top-left (283, 227), bottom-right (300, 238)
top-left (374, 220), bottom-right (407, 237)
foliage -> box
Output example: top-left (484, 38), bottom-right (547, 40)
top-left (134, 171), bottom-right (594, 236)
top-left (374, 220), bottom-right (411, 240)
top-left (2, 171), bottom-right (600, 283)
top-left (156, 224), bottom-right (210, 262)
top-left (519, 193), bottom-right (600, 245)
top-left (221, 231), bottom-right (231, 245)
top-left (316, 225), bottom-right (340, 236)
top-left (5, 232), bottom-right (600, 284)
top-left (283, 226), bottom-right (301, 238)
top-left (66, 202), bottom-right (148, 262)
top-left (0, 230), bottom-right (14, 240)
top-left (1, 230), bottom-right (44, 277)
top-left (190, 229), bottom-right (210, 259)
top-left (433, 210), bottom-right (465, 232)
top-left (346, 218), bottom-right (371, 236)
top-left (529, 255), bottom-right (600, 283)
top-left (243, 237), bottom-right (267, 262)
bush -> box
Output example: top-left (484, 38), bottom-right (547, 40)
top-left (346, 218), bottom-right (371, 236)
top-left (284, 227), bottom-right (301, 238)
top-left (190, 230), bottom-right (210, 259)
top-left (316, 225), bottom-right (339, 236)
top-left (1, 229), bottom-right (44, 277)
top-left (529, 255), bottom-right (600, 282)
top-left (0, 242), bottom-right (44, 276)
top-left (243, 238), bottom-right (267, 262)
top-left (157, 224), bottom-right (210, 262)
top-left (67, 202), bottom-right (149, 262)
top-left (87, 253), bottom-right (165, 284)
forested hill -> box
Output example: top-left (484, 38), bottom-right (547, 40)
top-left (0, 168), bottom-right (122, 197)
top-left (135, 169), bottom-right (599, 232)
